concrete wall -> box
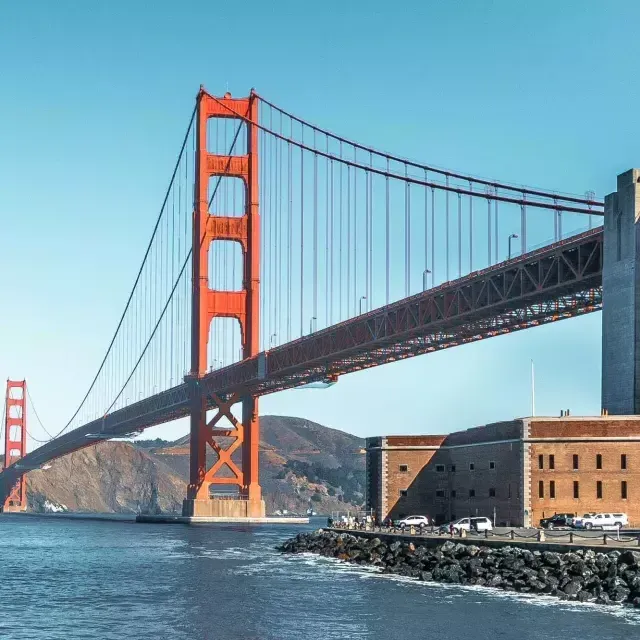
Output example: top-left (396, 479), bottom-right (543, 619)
top-left (602, 169), bottom-right (640, 414)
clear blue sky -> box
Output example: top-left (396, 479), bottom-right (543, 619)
top-left (1, 1), bottom-right (637, 445)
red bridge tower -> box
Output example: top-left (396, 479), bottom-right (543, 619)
top-left (3, 380), bottom-right (27, 512)
top-left (182, 88), bottom-right (264, 518)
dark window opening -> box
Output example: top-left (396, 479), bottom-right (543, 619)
top-left (399, 489), bottom-right (408, 497)
top-left (469, 489), bottom-right (476, 498)
top-left (469, 463), bottom-right (475, 471)
top-left (596, 454), bottom-right (602, 470)
top-left (597, 481), bottom-right (603, 499)
top-left (489, 488), bottom-right (496, 498)
top-left (399, 464), bottom-right (408, 472)
top-left (549, 455), bottom-right (555, 470)
top-left (573, 454), bottom-right (579, 470)
top-left (435, 464), bottom-right (445, 473)
top-left (436, 490), bottom-right (446, 498)
top-left (450, 464), bottom-right (456, 472)
top-left (550, 481), bottom-right (556, 499)
top-left (538, 454), bottom-right (544, 470)
top-left (451, 490), bottom-right (457, 498)
top-left (489, 461), bottom-right (496, 470)
top-left (622, 481), bottom-right (628, 500)
top-left (622, 454), bottom-right (628, 470)
top-left (538, 480), bottom-right (544, 498)
top-left (573, 481), bottom-right (579, 499)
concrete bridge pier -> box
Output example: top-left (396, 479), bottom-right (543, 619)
top-left (602, 169), bottom-right (640, 414)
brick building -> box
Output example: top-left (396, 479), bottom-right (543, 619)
top-left (366, 416), bottom-right (640, 527)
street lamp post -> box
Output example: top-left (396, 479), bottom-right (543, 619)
top-left (423, 269), bottom-right (432, 291)
top-left (309, 316), bottom-right (317, 334)
top-left (508, 233), bottom-right (519, 260)
top-left (270, 333), bottom-right (277, 348)
top-left (359, 296), bottom-right (367, 315)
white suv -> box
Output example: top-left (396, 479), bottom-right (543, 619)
top-left (577, 513), bottom-right (628, 529)
top-left (397, 515), bottom-right (430, 530)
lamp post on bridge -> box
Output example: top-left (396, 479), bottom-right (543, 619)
top-left (309, 317), bottom-right (317, 334)
top-left (359, 296), bottom-right (367, 315)
top-left (423, 269), bottom-right (432, 291)
top-left (508, 233), bottom-right (519, 260)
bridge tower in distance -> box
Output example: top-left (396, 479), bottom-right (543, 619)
top-left (2, 380), bottom-right (27, 512)
top-left (182, 88), bottom-right (265, 518)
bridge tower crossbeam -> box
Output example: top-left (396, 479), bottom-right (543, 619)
top-left (2, 380), bottom-right (27, 512)
top-left (182, 88), bottom-right (264, 518)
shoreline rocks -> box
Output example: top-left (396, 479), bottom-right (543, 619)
top-left (278, 530), bottom-right (640, 607)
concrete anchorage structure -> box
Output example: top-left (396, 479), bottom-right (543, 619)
top-left (366, 416), bottom-right (640, 528)
top-left (602, 168), bottom-right (640, 414)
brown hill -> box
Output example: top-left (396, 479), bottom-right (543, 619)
top-left (21, 416), bottom-right (365, 515)
top-left (25, 441), bottom-right (185, 514)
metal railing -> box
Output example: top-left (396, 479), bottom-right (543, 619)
top-left (327, 521), bottom-right (640, 547)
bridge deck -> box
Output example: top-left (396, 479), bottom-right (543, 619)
top-left (0, 228), bottom-right (603, 499)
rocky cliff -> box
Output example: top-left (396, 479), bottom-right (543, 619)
top-left (24, 415), bottom-right (366, 515)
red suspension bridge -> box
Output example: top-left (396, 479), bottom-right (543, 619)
top-left (0, 87), bottom-right (604, 517)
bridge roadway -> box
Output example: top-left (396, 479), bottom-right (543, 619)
top-left (0, 227), bottom-right (603, 501)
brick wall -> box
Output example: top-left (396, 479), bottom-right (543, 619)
top-left (385, 446), bottom-right (442, 521)
top-left (368, 416), bottom-right (640, 528)
top-left (380, 423), bottom-right (526, 525)
top-left (530, 440), bottom-right (640, 526)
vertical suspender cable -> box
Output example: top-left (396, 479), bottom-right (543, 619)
top-left (313, 132), bottom-right (318, 328)
top-left (339, 143), bottom-right (343, 320)
top-left (431, 187), bottom-right (435, 286)
top-left (469, 182), bottom-right (473, 272)
top-left (445, 175), bottom-right (450, 281)
top-left (330, 157), bottom-right (334, 324)
top-left (494, 195), bottom-right (499, 263)
top-left (368, 151), bottom-right (373, 309)
top-left (325, 135), bottom-right (330, 326)
top-left (287, 135), bottom-right (293, 342)
top-left (300, 126), bottom-right (304, 337)
top-left (487, 195), bottom-right (492, 266)
top-left (347, 163), bottom-right (351, 316)
top-left (424, 170), bottom-right (428, 290)
top-left (458, 193), bottom-right (462, 278)
top-left (385, 158), bottom-right (390, 305)
top-left (521, 192), bottom-right (527, 254)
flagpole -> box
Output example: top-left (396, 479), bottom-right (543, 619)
top-left (531, 359), bottom-right (536, 417)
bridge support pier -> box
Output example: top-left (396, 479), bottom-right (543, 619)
top-left (182, 88), bottom-right (264, 519)
top-left (602, 169), bottom-right (640, 414)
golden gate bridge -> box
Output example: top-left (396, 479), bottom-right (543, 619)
top-left (0, 87), bottom-right (604, 518)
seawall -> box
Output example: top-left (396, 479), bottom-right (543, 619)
top-left (279, 529), bottom-right (640, 606)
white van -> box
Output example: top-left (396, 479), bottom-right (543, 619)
top-left (448, 516), bottom-right (493, 533)
top-left (577, 513), bottom-right (628, 529)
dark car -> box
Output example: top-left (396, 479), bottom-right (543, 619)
top-left (539, 513), bottom-right (574, 529)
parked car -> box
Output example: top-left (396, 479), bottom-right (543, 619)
top-left (571, 512), bottom-right (597, 529)
top-left (575, 513), bottom-right (628, 529)
top-left (539, 513), bottom-right (574, 529)
top-left (397, 515), bottom-right (430, 530)
top-left (440, 516), bottom-right (493, 533)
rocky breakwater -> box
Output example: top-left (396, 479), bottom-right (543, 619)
top-left (278, 530), bottom-right (640, 607)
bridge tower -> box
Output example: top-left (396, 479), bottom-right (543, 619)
top-left (2, 380), bottom-right (27, 512)
top-left (182, 88), bottom-right (265, 518)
